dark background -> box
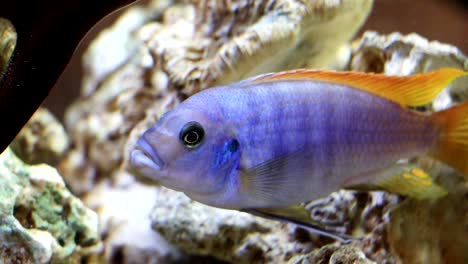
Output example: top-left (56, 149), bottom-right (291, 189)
top-left (45, 0), bottom-right (468, 120)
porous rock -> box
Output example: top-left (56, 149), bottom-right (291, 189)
top-left (0, 148), bottom-right (100, 264)
top-left (150, 188), bottom-right (398, 263)
top-left (289, 244), bottom-right (376, 264)
top-left (387, 188), bottom-right (468, 264)
top-left (0, 17), bottom-right (16, 75)
top-left (82, 178), bottom-right (183, 263)
top-left (10, 107), bottom-right (69, 165)
top-left (150, 187), bottom-right (312, 263)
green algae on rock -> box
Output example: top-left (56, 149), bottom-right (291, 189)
top-left (0, 148), bottom-right (100, 264)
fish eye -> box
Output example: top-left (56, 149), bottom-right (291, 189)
top-left (179, 121), bottom-right (205, 148)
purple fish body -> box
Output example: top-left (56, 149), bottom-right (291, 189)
top-left (131, 77), bottom-right (440, 209)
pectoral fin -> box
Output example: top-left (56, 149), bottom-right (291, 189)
top-left (249, 68), bottom-right (467, 107)
top-left (344, 165), bottom-right (448, 200)
top-left (243, 206), bottom-right (357, 243)
top-left (240, 150), bottom-right (330, 206)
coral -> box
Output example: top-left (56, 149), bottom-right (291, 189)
top-left (0, 148), bottom-right (100, 263)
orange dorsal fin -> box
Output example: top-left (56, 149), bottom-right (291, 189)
top-left (250, 68), bottom-right (468, 107)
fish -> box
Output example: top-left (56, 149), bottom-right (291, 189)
top-left (130, 68), bottom-right (468, 240)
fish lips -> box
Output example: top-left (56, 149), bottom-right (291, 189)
top-left (130, 137), bottom-right (166, 181)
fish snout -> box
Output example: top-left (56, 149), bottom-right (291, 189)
top-left (129, 137), bottom-right (166, 182)
top-left (136, 137), bottom-right (165, 169)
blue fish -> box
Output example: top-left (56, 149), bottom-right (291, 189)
top-left (130, 68), bottom-right (468, 240)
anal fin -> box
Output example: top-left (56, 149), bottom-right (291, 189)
top-left (343, 165), bottom-right (448, 200)
top-left (242, 206), bottom-right (358, 243)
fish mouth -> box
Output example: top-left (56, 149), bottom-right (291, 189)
top-left (130, 138), bottom-right (165, 172)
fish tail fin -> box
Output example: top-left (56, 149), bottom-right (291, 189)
top-left (431, 102), bottom-right (468, 177)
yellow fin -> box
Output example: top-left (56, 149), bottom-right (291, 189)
top-left (345, 165), bottom-right (448, 200)
top-left (432, 102), bottom-right (468, 177)
top-left (252, 68), bottom-right (468, 107)
top-left (373, 166), bottom-right (447, 200)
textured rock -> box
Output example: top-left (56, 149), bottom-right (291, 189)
top-left (143, 0), bottom-right (373, 93)
top-left (351, 31), bottom-right (468, 74)
top-left (289, 244), bottom-right (376, 264)
top-left (0, 148), bottom-right (100, 264)
top-left (150, 187), bottom-right (310, 263)
top-left (387, 188), bottom-right (468, 264)
top-left (0, 17), bottom-right (16, 75)
top-left (150, 188), bottom-right (399, 263)
top-left (83, 178), bottom-right (183, 263)
top-left (10, 108), bottom-right (69, 165)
